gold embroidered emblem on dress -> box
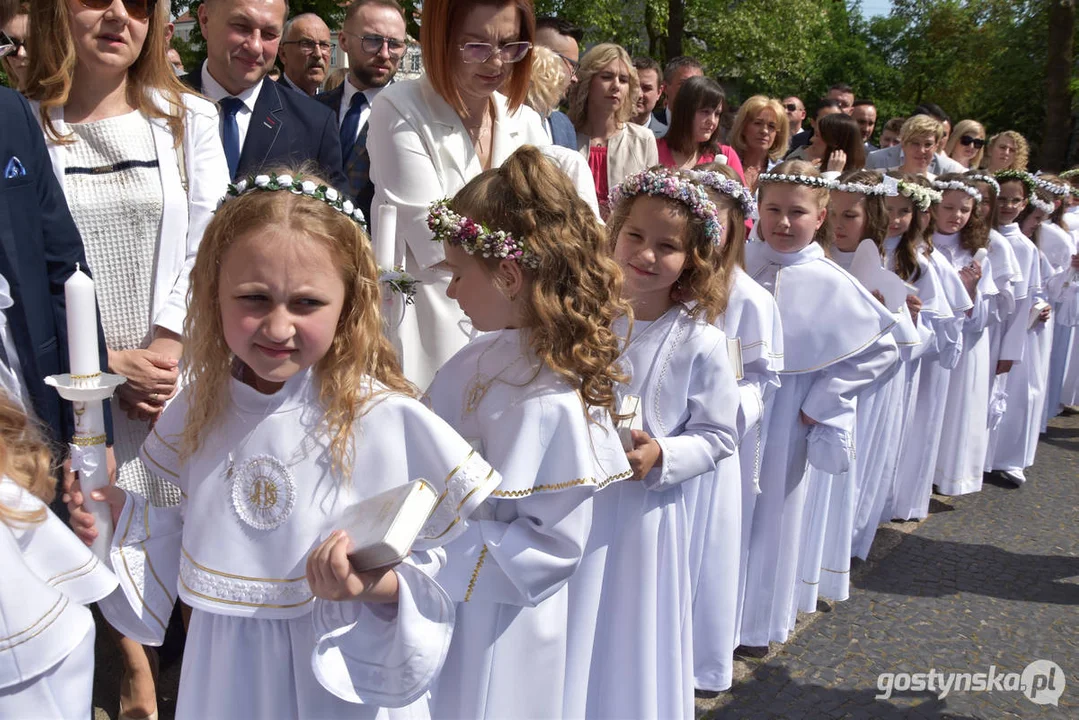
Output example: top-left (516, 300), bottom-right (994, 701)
top-left (229, 454), bottom-right (297, 531)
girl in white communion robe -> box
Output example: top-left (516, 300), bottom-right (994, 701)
top-left (422, 147), bottom-right (632, 720)
top-left (0, 391), bottom-right (118, 719)
top-left (66, 172), bottom-right (500, 720)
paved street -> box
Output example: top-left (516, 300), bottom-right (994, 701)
top-left (699, 413), bottom-right (1079, 719)
top-left (91, 416), bottom-right (1078, 719)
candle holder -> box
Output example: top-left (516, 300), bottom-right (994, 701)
top-left (47, 372), bottom-right (126, 560)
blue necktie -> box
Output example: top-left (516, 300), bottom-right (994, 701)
top-left (220, 96), bottom-right (245, 180)
top-left (339, 91), bottom-right (367, 160)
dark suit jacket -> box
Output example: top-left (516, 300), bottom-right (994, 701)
top-left (0, 87), bottom-right (110, 446)
top-left (182, 71), bottom-right (347, 189)
top-left (313, 84), bottom-right (374, 221)
top-left (548, 110), bottom-right (577, 150)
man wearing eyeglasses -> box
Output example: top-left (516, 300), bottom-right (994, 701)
top-left (278, 13), bottom-right (332, 96)
top-left (186, 0), bottom-right (346, 189)
top-left (316, 0), bottom-right (406, 223)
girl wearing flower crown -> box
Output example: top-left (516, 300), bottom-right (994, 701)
top-left (985, 171), bottom-right (1051, 485)
top-left (884, 174), bottom-right (971, 522)
top-left (566, 167), bottom-right (740, 716)
top-left (0, 390), bottom-right (118, 719)
top-left (687, 162), bottom-right (783, 694)
top-left (421, 146), bottom-right (632, 720)
top-left (66, 169), bottom-right (502, 719)
top-left (929, 173), bottom-right (997, 496)
top-left (739, 160), bottom-right (896, 652)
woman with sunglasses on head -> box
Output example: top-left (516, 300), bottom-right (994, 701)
top-left (23, 1), bottom-right (229, 717)
top-left (0, 1), bottom-right (29, 91)
top-left (566, 42), bottom-right (658, 219)
top-left (367, 0), bottom-right (547, 388)
top-left (945, 120), bottom-right (987, 169)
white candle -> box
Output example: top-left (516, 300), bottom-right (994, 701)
top-left (65, 265), bottom-right (100, 377)
top-left (374, 204), bottom-right (397, 271)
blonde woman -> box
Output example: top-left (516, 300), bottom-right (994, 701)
top-left (24, 0), bottom-right (229, 716)
top-left (983, 129), bottom-right (1029, 172)
top-left (567, 42), bottom-right (658, 217)
top-left (945, 119), bottom-right (987, 169)
top-left (729, 94), bottom-right (790, 191)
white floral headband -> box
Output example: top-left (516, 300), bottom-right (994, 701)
top-left (687, 170), bottom-right (758, 220)
top-left (610, 169), bottom-right (724, 245)
top-left (220, 173), bottom-right (367, 226)
top-left (757, 172), bottom-right (833, 189)
top-left (1032, 175), bottom-right (1070, 197)
top-left (1029, 195), bottom-right (1055, 215)
top-left (964, 173), bottom-right (1000, 195)
top-left (932, 179), bottom-right (983, 204)
top-left (427, 199), bottom-right (540, 269)
top-left (882, 175), bottom-right (940, 211)
top-left (831, 178), bottom-right (888, 196)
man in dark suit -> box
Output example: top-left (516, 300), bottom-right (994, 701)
top-left (188, 0), bottom-right (346, 188)
top-left (315, 0), bottom-right (405, 224)
top-left (0, 87), bottom-right (110, 458)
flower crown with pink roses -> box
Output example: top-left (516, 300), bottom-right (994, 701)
top-left (219, 172), bottom-right (368, 227)
top-left (427, 199), bottom-right (541, 269)
top-left (609, 169), bottom-right (724, 245)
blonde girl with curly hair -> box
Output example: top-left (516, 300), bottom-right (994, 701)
top-left (422, 145), bottom-right (633, 720)
top-left (983, 130), bottom-right (1030, 173)
top-left (66, 169), bottom-right (502, 719)
top-left (0, 390), bottom-right (118, 718)
top-left (567, 42), bottom-right (658, 217)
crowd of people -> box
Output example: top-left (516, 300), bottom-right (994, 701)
top-left (1, 0), bottom-right (1078, 718)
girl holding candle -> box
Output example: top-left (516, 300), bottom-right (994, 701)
top-left (24, 0), bottom-right (230, 715)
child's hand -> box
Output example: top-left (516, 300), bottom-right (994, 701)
top-left (625, 429), bottom-right (662, 480)
top-left (995, 359), bottom-right (1014, 375)
top-left (826, 149), bottom-right (847, 172)
top-left (800, 410), bottom-right (819, 426)
top-left (906, 294), bottom-right (922, 324)
top-left (959, 261), bottom-right (981, 300)
top-left (306, 531), bottom-right (400, 603)
top-left (62, 469), bottom-right (125, 547)
top-left (1038, 304), bottom-right (1051, 323)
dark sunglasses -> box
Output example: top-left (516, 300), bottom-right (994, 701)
top-left (78, 0), bottom-right (157, 21)
top-left (784, 103), bottom-right (800, 112)
top-left (0, 31), bottom-right (25, 59)
top-left (959, 135), bottom-right (986, 149)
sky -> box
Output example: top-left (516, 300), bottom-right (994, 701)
top-left (861, 0), bottom-right (895, 18)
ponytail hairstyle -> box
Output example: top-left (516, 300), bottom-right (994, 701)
top-left (696, 161), bottom-right (748, 286)
top-left (183, 167), bottom-right (413, 478)
top-left (758, 159), bottom-right (834, 251)
top-left (834, 169), bottom-right (889, 257)
top-left (885, 171), bottom-right (933, 282)
top-left (931, 173), bottom-right (988, 254)
top-left (607, 167), bottom-right (729, 322)
top-left (0, 392), bottom-right (56, 527)
top-left (448, 146), bottom-right (629, 417)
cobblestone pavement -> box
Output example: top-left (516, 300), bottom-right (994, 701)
top-left (697, 413), bottom-right (1079, 719)
top-left (91, 416), bottom-right (1078, 720)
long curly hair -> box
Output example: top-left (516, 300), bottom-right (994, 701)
top-left (24, 0), bottom-right (190, 146)
top-left (695, 161), bottom-right (746, 297)
top-left (607, 168), bottom-right (729, 323)
top-left (566, 43), bottom-right (638, 130)
top-left (181, 169), bottom-right (414, 477)
top-left (758, 159), bottom-right (834, 251)
top-left (885, 171), bottom-right (932, 283)
top-left (984, 130), bottom-right (1029, 172)
top-left (931, 173), bottom-right (988, 254)
top-left (0, 393), bottom-right (56, 527)
top-left (835, 169), bottom-right (889, 257)
top-left (449, 146), bottom-right (629, 418)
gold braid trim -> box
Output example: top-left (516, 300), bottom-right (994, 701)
top-left (488, 469), bottom-right (633, 498)
top-left (463, 545), bottom-right (488, 603)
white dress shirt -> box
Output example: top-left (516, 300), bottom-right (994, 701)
top-left (338, 78), bottom-right (381, 141)
top-left (200, 61), bottom-right (265, 153)
top-left (0, 273), bottom-right (29, 409)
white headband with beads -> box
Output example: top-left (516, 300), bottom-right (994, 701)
top-left (932, 180), bottom-right (983, 204)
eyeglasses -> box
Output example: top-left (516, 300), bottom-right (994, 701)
top-left (343, 32), bottom-right (407, 56)
top-left (281, 38), bottom-right (332, 54)
top-left (784, 103), bottom-right (800, 112)
top-left (77, 0), bottom-right (157, 22)
top-left (556, 52), bottom-right (579, 76)
top-left (458, 41), bottom-right (532, 65)
top-left (0, 31), bottom-right (25, 59)
top-left (959, 135), bottom-right (986, 149)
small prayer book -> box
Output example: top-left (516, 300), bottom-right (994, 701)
top-left (339, 480), bottom-right (439, 573)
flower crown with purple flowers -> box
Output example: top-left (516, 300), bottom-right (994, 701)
top-left (609, 169), bottom-right (724, 245)
top-left (427, 199), bottom-right (540, 269)
top-left (687, 170), bottom-right (758, 220)
top-left (219, 172), bottom-right (367, 227)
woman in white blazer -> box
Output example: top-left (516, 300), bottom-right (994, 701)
top-left (567, 42), bottom-right (659, 219)
top-left (24, 1), bottom-right (228, 717)
top-left (367, 0), bottom-right (548, 388)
